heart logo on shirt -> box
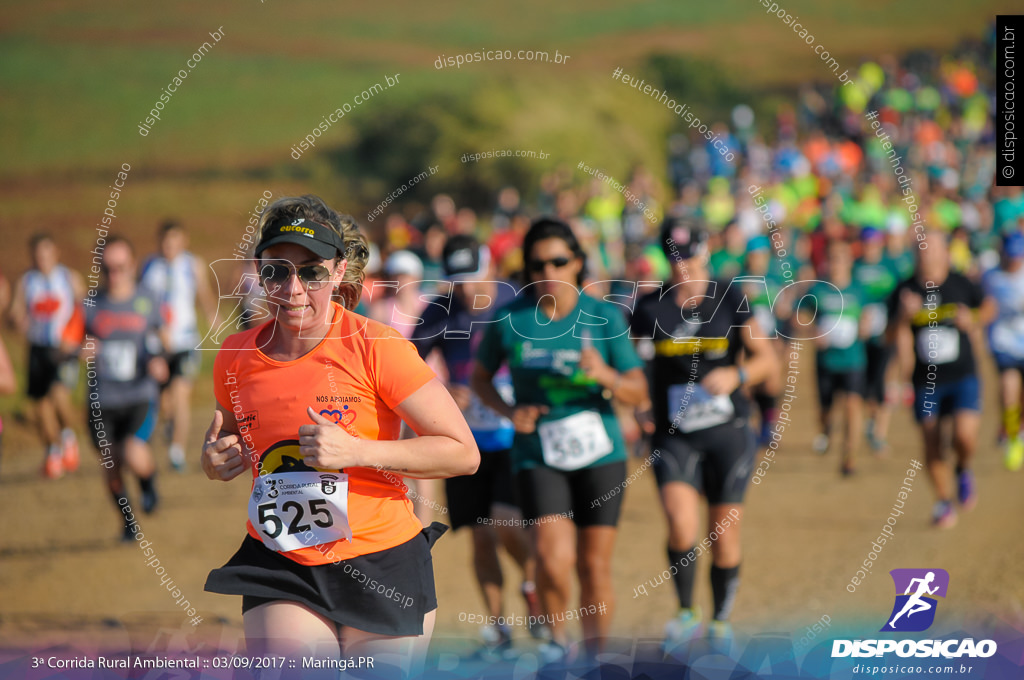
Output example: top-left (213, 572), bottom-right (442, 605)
top-left (320, 409), bottom-right (342, 423)
top-left (320, 406), bottom-right (357, 432)
top-left (340, 408), bottom-right (357, 429)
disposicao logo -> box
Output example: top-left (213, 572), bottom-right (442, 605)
top-left (832, 568), bottom-right (997, 659)
top-left (882, 568), bottom-right (948, 632)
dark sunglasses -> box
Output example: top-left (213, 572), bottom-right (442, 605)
top-left (527, 256), bottom-right (572, 273)
top-left (259, 262), bottom-right (333, 290)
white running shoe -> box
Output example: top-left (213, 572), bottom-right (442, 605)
top-left (812, 434), bottom-right (830, 455)
top-left (169, 443), bottom-right (187, 472)
top-left (663, 606), bottom-right (703, 652)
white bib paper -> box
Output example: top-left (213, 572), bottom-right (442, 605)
top-left (753, 306), bottom-right (776, 336)
top-left (248, 471), bottom-right (352, 553)
top-left (864, 303), bottom-right (888, 337)
top-left (991, 315), bottom-right (1024, 359)
top-left (669, 383), bottom-right (735, 433)
top-left (464, 382), bottom-right (514, 432)
top-left (538, 410), bottom-right (613, 471)
top-left (821, 315), bottom-right (858, 349)
top-left (100, 340), bottom-right (138, 382)
top-left (917, 326), bottom-right (960, 365)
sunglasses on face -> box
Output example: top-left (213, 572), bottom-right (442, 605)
top-left (259, 262), bottom-right (333, 290)
top-left (527, 256), bottom-right (573, 273)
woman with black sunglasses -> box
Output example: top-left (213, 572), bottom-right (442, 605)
top-left (201, 195), bottom-right (478, 673)
top-left (472, 217), bottom-right (648, 663)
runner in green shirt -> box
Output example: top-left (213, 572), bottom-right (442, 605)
top-left (852, 227), bottom-right (901, 452)
top-left (886, 228), bottom-right (915, 280)
top-left (797, 239), bottom-right (871, 475)
top-left (472, 218), bottom-right (647, 662)
top-left (708, 221), bottom-right (746, 281)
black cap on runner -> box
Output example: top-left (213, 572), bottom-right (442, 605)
top-left (255, 216), bottom-right (345, 260)
top-left (660, 216), bottom-right (709, 262)
top-left (442, 235), bottom-right (490, 280)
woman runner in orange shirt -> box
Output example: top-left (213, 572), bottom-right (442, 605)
top-left (202, 195), bottom-right (478, 672)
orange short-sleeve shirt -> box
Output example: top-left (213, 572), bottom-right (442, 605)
top-left (213, 302), bottom-right (436, 565)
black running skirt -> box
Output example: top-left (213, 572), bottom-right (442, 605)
top-left (205, 522), bottom-right (448, 636)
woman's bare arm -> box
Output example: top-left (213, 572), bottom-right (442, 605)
top-left (297, 378), bottom-right (480, 479)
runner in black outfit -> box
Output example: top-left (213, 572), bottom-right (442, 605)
top-left (630, 217), bottom-right (779, 651)
top-left (888, 230), bottom-right (994, 528)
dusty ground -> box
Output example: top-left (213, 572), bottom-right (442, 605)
top-left (1, 345), bottom-right (1022, 665)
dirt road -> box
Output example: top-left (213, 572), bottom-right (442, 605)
top-left (1, 348), bottom-right (1022, 663)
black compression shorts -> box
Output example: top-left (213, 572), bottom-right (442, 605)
top-left (517, 461), bottom-right (626, 527)
top-left (815, 356), bottom-right (867, 410)
top-left (864, 343), bottom-right (891, 404)
top-left (28, 344), bottom-right (75, 399)
top-left (445, 448), bottom-right (519, 530)
top-left (650, 419), bottom-right (756, 505)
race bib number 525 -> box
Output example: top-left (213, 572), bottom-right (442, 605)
top-left (248, 471), bottom-right (352, 552)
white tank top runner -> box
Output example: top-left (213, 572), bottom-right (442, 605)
top-left (140, 253), bottom-right (199, 351)
top-left (23, 265), bottom-right (76, 346)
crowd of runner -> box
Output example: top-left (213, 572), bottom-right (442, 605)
top-left (1, 33), bottom-right (1021, 670)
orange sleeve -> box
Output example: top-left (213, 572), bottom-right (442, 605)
top-left (212, 341), bottom-right (238, 412)
top-left (370, 325), bottom-right (436, 410)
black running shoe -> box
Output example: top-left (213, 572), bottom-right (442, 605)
top-left (141, 483), bottom-right (159, 514)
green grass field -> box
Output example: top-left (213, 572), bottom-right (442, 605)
top-left (1, 4), bottom-right (1021, 655)
top-left (0, 2), bottom-right (1013, 397)
top-left (0, 0), bottom-right (1014, 318)
top-left (0, 0), bottom-right (1014, 177)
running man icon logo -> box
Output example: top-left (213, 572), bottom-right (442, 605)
top-left (881, 568), bottom-right (950, 632)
